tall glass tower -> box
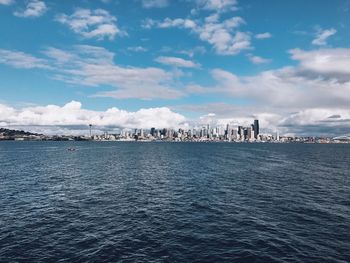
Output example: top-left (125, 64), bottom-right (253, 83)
top-left (254, 120), bottom-right (259, 139)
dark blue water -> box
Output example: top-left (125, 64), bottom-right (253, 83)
top-left (0, 142), bottom-right (349, 262)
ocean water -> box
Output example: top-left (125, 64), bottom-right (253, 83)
top-left (0, 141), bottom-right (349, 262)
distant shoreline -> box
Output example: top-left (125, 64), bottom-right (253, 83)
top-left (1, 139), bottom-right (349, 144)
top-left (1, 128), bottom-right (349, 143)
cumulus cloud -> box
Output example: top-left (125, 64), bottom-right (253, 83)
top-left (144, 17), bottom-right (197, 29)
top-left (255, 32), bottom-right (272, 39)
top-left (141, 0), bottom-right (168, 8)
top-left (279, 109), bottom-right (350, 136)
top-left (0, 0), bottom-right (13, 5)
top-left (195, 68), bottom-right (350, 110)
top-left (289, 48), bottom-right (350, 82)
top-left (312, 28), bottom-right (336, 46)
top-left (188, 48), bottom-right (350, 109)
top-left (198, 16), bottom-right (250, 55)
top-left (14, 0), bottom-right (47, 18)
top-left (0, 101), bottom-right (187, 134)
top-left (144, 14), bottom-right (251, 55)
top-left (195, 0), bottom-right (238, 12)
top-left (155, 56), bottom-right (200, 68)
top-left (55, 8), bottom-right (126, 40)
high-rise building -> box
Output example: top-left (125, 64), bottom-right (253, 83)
top-left (238, 126), bottom-right (243, 140)
top-left (232, 129), bottom-right (238, 140)
top-left (225, 124), bottom-right (230, 140)
top-left (250, 124), bottom-right (255, 140)
top-left (254, 119), bottom-right (259, 139)
top-left (246, 127), bottom-right (253, 140)
top-left (150, 127), bottom-right (156, 137)
top-left (243, 128), bottom-right (248, 141)
top-left (89, 124), bottom-right (92, 138)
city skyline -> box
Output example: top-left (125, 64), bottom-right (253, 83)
top-left (4, 118), bottom-right (349, 143)
top-left (1, 0), bottom-right (350, 136)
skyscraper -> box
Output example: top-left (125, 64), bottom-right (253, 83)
top-left (254, 120), bottom-right (259, 139)
top-left (150, 127), bottom-right (156, 137)
top-left (89, 124), bottom-right (92, 138)
top-left (238, 126), bottom-right (243, 140)
top-left (242, 128), bottom-right (248, 141)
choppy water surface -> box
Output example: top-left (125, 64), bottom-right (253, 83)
top-left (0, 142), bottom-right (349, 262)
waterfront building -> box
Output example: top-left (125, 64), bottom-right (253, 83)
top-left (250, 125), bottom-right (255, 140)
top-left (238, 126), bottom-right (243, 140)
top-left (254, 119), bottom-right (259, 139)
top-left (150, 127), bottom-right (156, 137)
top-left (140, 129), bottom-right (144, 138)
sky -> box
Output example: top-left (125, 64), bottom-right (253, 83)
top-left (0, 0), bottom-right (350, 136)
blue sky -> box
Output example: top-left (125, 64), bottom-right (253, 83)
top-left (0, 0), bottom-right (350, 135)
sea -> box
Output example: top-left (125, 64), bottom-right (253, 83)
top-left (0, 141), bottom-right (349, 262)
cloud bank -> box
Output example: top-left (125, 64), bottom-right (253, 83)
top-left (0, 101), bottom-right (187, 135)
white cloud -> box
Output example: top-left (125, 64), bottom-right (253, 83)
top-left (0, 49), bottom-right (50, 69)
top-left (141, 0), bottom-right (169, 8)
top-left (312, 28), bottom-right (336, 46)
top-left (255, 32), bottom-right (272, 39)
top-left (203, 67), bottom-right (350, 110)
top-left (289, 48), bottom-right (350, 81)
top-left (142, 17), bottom-right (197, 30)
top-left (14, 0), bottom-right (47, 18)
top-left (0, 0), bottom-right (13, 5)
top-left (141, 18), bottom-right (156, 29)
top-left (55, 9), bottom-right (126, 40)
top-left (198, 16), bottom-right (250, 55)
top-left (280, 108), bottom-right (350, 126)
top-left (0, 101), bottom-right (187, 134)
top-left (188, 48), bottom-right (350, 109)
top-left (247, 54), bottom-right (271, 64)
top-left (45, 45), bottom-right (184, 100)
top-left (155, 56), bottom-right (200, 68)
top-left (144, 15), bottom-right (251, 55)
top-left (127, 46), bottom-right (148, 52)
top-left (157, 17), bottom-right (197, 29)
top-left (0, 46), bottom-right (184, 100)
top-left (196, 0), bottom-right (238, 12)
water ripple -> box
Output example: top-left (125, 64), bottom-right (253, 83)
top-left (0, 142), bottom-right (349, 262)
